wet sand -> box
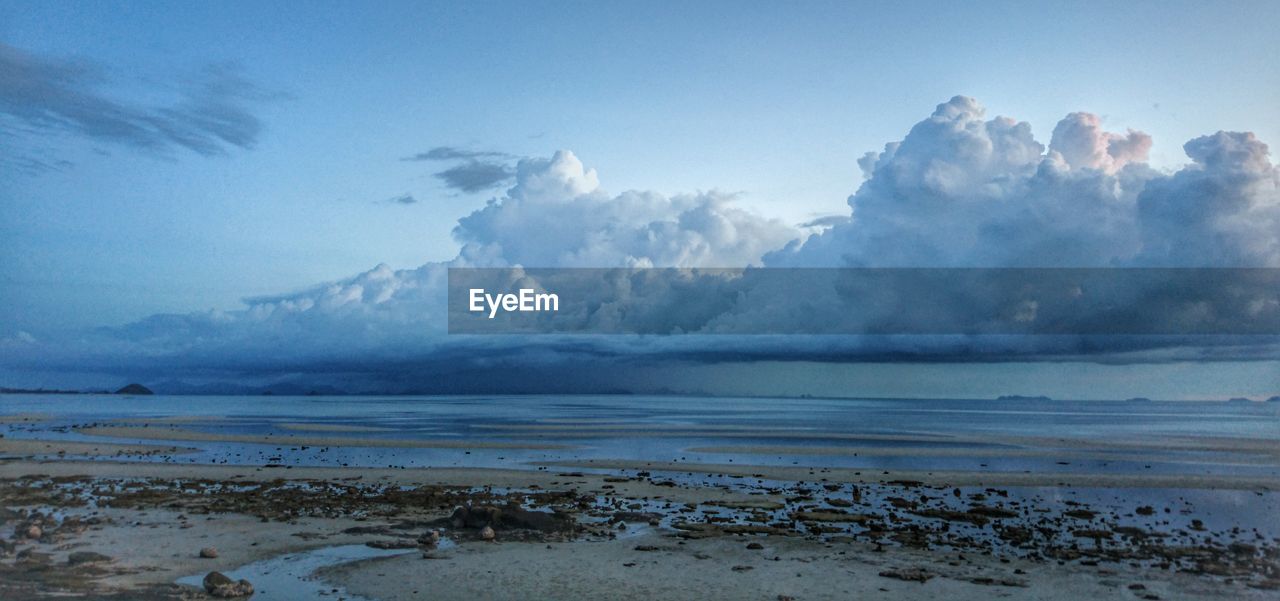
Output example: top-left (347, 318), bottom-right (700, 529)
top-left (4, 416), bottom-right (1279, 599)
top-left (540, 458), bottom-right (1280, 490)
top-left (321, 531), bottom-right (1246, 601)
top-left (4, 454), bottom-right (1277, 600)
top-left (0, 437), bottom-right (196, 458)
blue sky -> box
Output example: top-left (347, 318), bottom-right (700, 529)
top-left (4, 0), bottom-right (1279, 331)
top-left (1, 2), bottom-right (1278, 398)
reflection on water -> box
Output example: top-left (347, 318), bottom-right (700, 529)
top-left (3, 394), bottom-right (1279, 479)
top-left (174, 544), bottom-right (413, 600)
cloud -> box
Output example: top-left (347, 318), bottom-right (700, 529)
top-left (4, 99), bottom-right (1279, 392)
top-left (1135, 131), bottom-right (1279, 266)
top-left (400, 145), bottom-right (518, 193)
top-left (453, 150), bottom-right (798, 267)
top-left (401, 146), bottom-right (512, 161)
top-left (383, 193), bottom-right (418, 205)
top-left (434, 160), bottom-right (515, 193)
top-left (797, 215), bottom-right (850, 229)
top-left (0, 43), bottom-right (274, 159)
top-left (767, 95), bottom-right (1278, 268)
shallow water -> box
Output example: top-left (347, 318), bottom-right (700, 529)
top-left (4, 394), bottom-right (1279, 478)
top-left (174, 544), bottom-right (415, 600)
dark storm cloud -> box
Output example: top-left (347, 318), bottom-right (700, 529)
top-left (401, 146), bottom-right (512, 162)
top-left (0, 43), bottom-right (273, 158)
top-left (434, 160), bottom-right (515, 192)
top-left (399, 146), bottom-right (518, 192)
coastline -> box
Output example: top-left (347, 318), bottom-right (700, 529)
top-left (4, 434), bottom-right (1280, 599)
top-left (4, 402), bottom-right (1279, 600)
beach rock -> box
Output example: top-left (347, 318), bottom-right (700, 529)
top-left (23, 524), bottom-right (43, 540)
top-left (447, 503), bottom-right (574, 533)
top-left (203, 571), bottom-right (254, 597)
top-left (67, 551), bottom-right (112, 565)
top-left (199, 547), bottom-right (219, 558)
top-left (879, 567), bottom-right (934, 582)
top-left (417, 529), bottom-right (441, 547)
top-left (16, 548), bottom-right (53, 565)
top-left (366, 539), bottom-right (418, 549)
top-left (790, 510), bottom-right (875, 524)
top-left (480, 526), bottom-right (496, 541)
top-left (968, 505), bottom-right (1018, 519)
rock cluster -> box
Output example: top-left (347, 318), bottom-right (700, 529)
top-left (203, 571), bottom-right (254, 598)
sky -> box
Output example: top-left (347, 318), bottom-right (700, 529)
top-left (1, 1), bottom-right (1278, 398)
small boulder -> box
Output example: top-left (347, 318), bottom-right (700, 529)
top-left (23, 524), bottom-right (43, 540)
top-left (67, 551), bottom-right (112, 565)
top-left (417, 530), bottom-right (441, 547)
top-left (199, 547), bottom-right (219, 558)
top-left (480, 526), bottom-right (496, 541)
top-left (203, 571), bottom-right (254, 598)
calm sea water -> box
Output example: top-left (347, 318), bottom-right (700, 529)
top-left (3, 394), bottom-right (1278, 478)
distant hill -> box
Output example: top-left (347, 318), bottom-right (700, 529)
top-left (1226, 397), bottom-right (1253, 403)
top-left (150, 379), bottom-right (348, 396)
top-left (1269, 396), bottom-right (1280, 403)
top-left (996, 395), bottom-right (1052, 401)
top-left (115, 383), bottom-right (154, 395)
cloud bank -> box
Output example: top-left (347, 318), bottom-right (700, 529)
top-left (768, 96), bottom-right (1278, 268)
top-left (4, 97), bottom-right (1278, 392)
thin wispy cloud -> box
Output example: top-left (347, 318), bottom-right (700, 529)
top-left (797, 215), bottom-right (850, 229)
top-left (383, 193), bottom-right (418, 205)
top-left (0, 42), bottom-right (275, 161)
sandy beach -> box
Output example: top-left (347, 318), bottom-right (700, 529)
top-left (4, 412), bottom-right (1279, 600)
top-left (4, 395), bottom-right (1280, 600)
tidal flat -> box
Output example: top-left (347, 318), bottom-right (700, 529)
top-left (2, 394), bottom-right (1278, 599)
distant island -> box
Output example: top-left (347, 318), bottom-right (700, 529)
top-left (0, 386), bottom-right (94, 395)
top-left (996, 395), bottom-right (1052, 401)
top-left (1126, 397), bottom-right (1153, 402)
top-left (115, 383), bottom-right (154, 395)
